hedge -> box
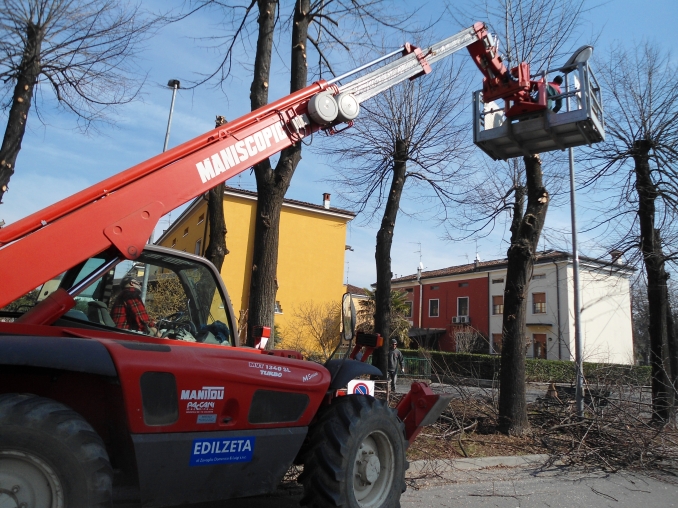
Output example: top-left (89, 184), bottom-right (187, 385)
top-left (402, 349), bottom-right (651, 386)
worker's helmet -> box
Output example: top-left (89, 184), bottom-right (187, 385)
top-left (391, 339), bottom-right (397, 345)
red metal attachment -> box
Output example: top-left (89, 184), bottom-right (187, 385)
top-left (396, 382), bottom-right (453, 442)
top-left (349, 331), bottom-right (383, 362)
top-left (15, 288), bottom-right (75, 326)
top-left (403, 42), bottom-right (432, 80)
top-left (325, 120), bottom-right (354, 136)
top-left (252, 325), bottom-right (271, 350)
top-left (466, 23), bottom-right (545, 119)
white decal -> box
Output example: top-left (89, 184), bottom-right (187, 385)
top-left (303, 372), bottom-right (319, 382)
top-left (181, 386), bottom-right (224, 401)
top-left (196, 122), bottom-right (288, 184)
top-left (260, 370), bottom-right (282, 378)
top-left (249, 362), bottom-right (291, 378)
top-left (186, 401), bottom-right (215, 414)
top-left (193, 439), bottom-right (252, 456)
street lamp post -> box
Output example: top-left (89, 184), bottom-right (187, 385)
top-left (560, 47), bottom-right (593, 418)
top-left (569, 146), bottom-right (585, 418)
top-left (141, 79), bottom-right (180, 303)
top-left (163, 79), bottom-right (180, 152)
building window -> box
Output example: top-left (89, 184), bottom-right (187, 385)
top-left (194, 239), bottom-right (202, 255)
top-left (404, 301), bottom-right (413, 318)
top-left (532, 293), bottom-right (546, 314)
top-left (183, 227), bottom-right (189, 237)
top-left (171, 238), bottom-right (176, 248)
top-left (197, 213), bottom-right (205, 225)
top-left (274, 301), bottom-right (283, 314)
top-left (431, 285), bottom-right (439, 290)
top-left (457, 297), bottom-right (469, 317)
top-left (492, 333), bottom-right (502, 354)
top-left (405, 288), bottom-right (414, 293)
top-left (492, 278), bottom-right (504, 284)
top-left (533, 334), bottom-right (547, 359)
top-left (532, 273), bottom-right (546, 280)
top-left (492, 295), bottom-right (504, 315)
top-left (459, 282), bottom-right (468, 287)
top-left (429, 299), bottom-right (439, 317)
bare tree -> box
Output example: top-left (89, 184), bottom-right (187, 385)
top-left (282, 300), bottom-right (340, 361)
top-left (0, 0), bottom-right (151, 203)
top-left (447, 0), bottom-right (593, 436)
top-left (582, 42), bottom-right (678, 422)
top-left (179, 0), bottom-right (407, 346)
top-left (454, 325), bottom-right (488, 354)
top-left (631, 279), bottom-right (651, 365)
top-left (320, 58), bottom-right (470, 376)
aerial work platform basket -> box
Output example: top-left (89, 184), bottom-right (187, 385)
top-left (472, 57), bottom-right (605, 160)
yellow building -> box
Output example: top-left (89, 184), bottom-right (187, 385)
top-left (156, 187), bottom-right (355, 351)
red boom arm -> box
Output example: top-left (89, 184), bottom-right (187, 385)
top-left (0, 22), bottom-right (536, 307)
top-left (0, 82), bottom-right (337, 306)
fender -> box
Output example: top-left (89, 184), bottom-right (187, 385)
top-left (0, 335), bottom-right (117, 377)
top-left (325, 359), bottom-right (382, 391)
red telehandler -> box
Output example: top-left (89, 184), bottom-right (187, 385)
top-left (0, 23), bottom-right (550, 508)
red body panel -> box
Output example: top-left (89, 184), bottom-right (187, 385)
top-left (100, 337), bottom-right (330, 434)
top-left (0, 321), bottom-right (330, 434)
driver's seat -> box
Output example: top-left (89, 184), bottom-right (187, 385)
top-left (87, 301), bottom-right (116, 327)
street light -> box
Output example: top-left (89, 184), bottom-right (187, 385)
top-left (561, 47), bottom-right (593, 419)
top-left (163, 79), bottom-right (181, 153)
top-left (142, 79), bottom-right (181, 303)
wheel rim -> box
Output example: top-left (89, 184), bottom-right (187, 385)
top-left (352, 430), bottom-right (395, 507)
top-left (0, 451), bottom-right (64, 508)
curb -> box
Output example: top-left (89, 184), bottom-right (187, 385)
top-left (408, 454), bottom-right (550, 474)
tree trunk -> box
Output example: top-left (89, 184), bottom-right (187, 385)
top-left (203, 116), bottom-right (230, 271)
top-left (373, 138), bottom-right (408, 377)
top-left (0, 22), bottom-right (43, 203)
top-left (634, 140), bottom-right (674, 423)
top-left (246, 0), bottom-right (309, 345)
top-left (498, 155), bottom-right (548, 435)
top-left (666, 285), bottom-right (678, 402)
top-left (204, 182), bottom-right (228, 271)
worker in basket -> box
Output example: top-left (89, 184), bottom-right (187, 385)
top-left (111, 274), bottom-right (158, 336)
top-left (547, 75), bottom-right (564, 113)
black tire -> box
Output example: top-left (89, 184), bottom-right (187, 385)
top-left (300, 395), bottom-right (408, 508)
top-left (0, 393), bottom-right (113, 508)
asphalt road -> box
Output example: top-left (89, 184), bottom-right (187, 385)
top-left (401, 465), bottom-right (678, 508)
top-left (115, 463), bottom-right (678, 508)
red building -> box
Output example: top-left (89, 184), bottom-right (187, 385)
top-left (392, 259), bottom-right (499, 352)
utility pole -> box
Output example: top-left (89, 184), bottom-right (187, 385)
top-left (411, 242), bottom-right (423, 328)
top-left (142, 79), bottom-right (180, 303)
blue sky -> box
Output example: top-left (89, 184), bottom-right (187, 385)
top-left (2, 0), bottom-right (676, 289)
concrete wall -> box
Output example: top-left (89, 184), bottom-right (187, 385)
top-left (569, 264), bottom-right (634, 365)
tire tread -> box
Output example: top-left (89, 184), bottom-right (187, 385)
top-left (300, 395), bottom-right (408, 508)
top-left (0, 393), bottom-right (113, 507)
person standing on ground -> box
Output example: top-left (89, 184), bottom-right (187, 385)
top-left (388, 339), bottom-right (405, 390)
